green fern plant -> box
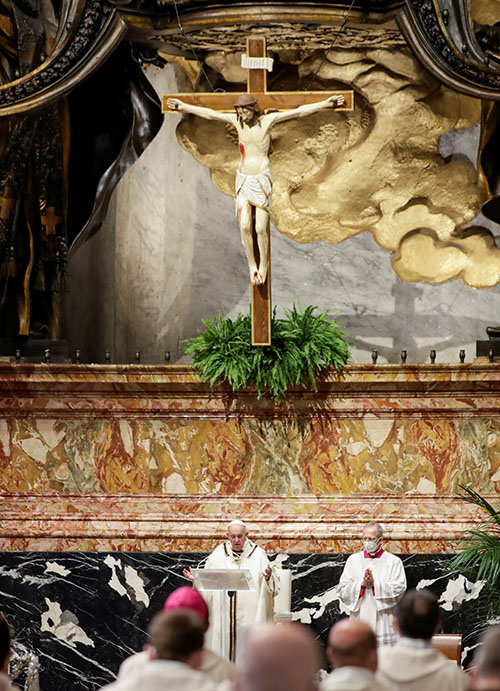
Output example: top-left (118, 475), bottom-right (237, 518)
top-left (183, 304), bottom-right (352, 400)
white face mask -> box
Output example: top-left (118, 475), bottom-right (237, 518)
top-left (364, 539), bottom-right (379, 554)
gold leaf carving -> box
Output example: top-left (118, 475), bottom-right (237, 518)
top-left (173, 46), bottom-right (496, 287)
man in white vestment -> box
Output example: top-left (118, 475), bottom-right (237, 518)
top-left (336, 522), bottom-right (406, 646)
top-left (116, 586), bottom-right (234, 683)
top-left (471, 625), bottom-right (500, 690)
top-left (183, 519), bottom-right (279, 661)
top-left (234, 622), bottom-right (320, 691)
top-left (99, 610), bottom-right (223, 691)
top-left (321, 619), bottom-right (386, 691)
top-left (376, 589), bottom-right (468, 691)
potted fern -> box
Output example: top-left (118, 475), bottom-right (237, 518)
top-left (183, 304), bottom-right (352, 400)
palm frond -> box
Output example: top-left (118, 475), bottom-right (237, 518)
top-left (451, 530), bottom-right (500, 582)
top-left (449, 489), bottom-right (500, 624)
top-left (457, 484), bottom-right (500, 525)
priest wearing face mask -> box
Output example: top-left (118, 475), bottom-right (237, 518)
top-left (336, 522), bottom-right (407, 647)
top-left (183, 519), bottom-right (279, 662)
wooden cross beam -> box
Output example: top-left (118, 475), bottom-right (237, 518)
top-left (163, 37), bottom-right (353, 345)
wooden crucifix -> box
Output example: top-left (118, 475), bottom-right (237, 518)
top-left (163, 37), bottom-right (353, 345)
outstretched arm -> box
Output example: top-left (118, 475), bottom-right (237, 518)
top-left (265, 94), bottom-right (345, 126)
top-left (166, 97), bottom-right (235, 124)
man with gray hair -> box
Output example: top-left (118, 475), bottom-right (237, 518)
top-left (184, 519), bottom-right (279, 661)
top-left (336, 522), bottom-right (406, 646)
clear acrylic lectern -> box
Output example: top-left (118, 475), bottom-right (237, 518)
top-left (192, 568), bottom-right (255, 660)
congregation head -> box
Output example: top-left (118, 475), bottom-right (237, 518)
top-left (473, 625), bottom-right (500, 691)
top-left (0, 612), bottom-right (10, 672)
top-left (395, 588), bottom-right (441, 640)
top-left (234, 622), bottom-right (320, 691)
top-left (327, 618), bottom-right (377, 672)
top-left (148, 609), bottom-right (205, 666)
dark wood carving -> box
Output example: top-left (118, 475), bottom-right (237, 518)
top-left (398, 1), bottom-right (500, 227)
top-left (398, 0), bottom-right (500, 100)
top-left (0, 1), bottom-right (128, 117)
top-left (0, 2), bottom-right (163, 340)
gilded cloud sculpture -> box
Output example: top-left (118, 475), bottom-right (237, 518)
top-left (173, 45), bottom-right (500, 288)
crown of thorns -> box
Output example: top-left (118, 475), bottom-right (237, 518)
top-left (233, 94), bottom-right (259, 109)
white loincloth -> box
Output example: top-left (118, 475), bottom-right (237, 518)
top-left (235, 169), bottom-right (272, 214)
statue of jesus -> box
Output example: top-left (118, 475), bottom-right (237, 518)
top-left (167, 92), bottom-right (345, 285)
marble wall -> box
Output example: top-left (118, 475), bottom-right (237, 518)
top-left (0, 363), bottom-right (498, 551)
top-left (1, 363), bottom-right (498, 686)
top-left (0, 551), bottom-right (484, 691)
top-left (63, 60), bottom-right (500, 367)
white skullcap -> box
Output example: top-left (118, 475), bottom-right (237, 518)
top-left (228, 519), bottom-right (247, 529)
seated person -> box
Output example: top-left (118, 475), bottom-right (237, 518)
top-left (117, 586), bottom-right (233, 683)
top-left (470, 625), bottom-right (500, 690)
top-left (100, 609), bottom-right (221, 691)
top-left (0, 613), bottom-right (19, 691)
top-left (376, 589), bottom-right (468, 691)
top-left (321, 618), bottom-right (385, 691)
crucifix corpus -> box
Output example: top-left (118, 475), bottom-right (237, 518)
top-left (163, 37), bottom-right (353, 345)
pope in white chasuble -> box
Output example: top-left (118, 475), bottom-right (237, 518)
top-left (185, 520), bottom-right (279, 661)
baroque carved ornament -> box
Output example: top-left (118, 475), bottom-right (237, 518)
top-left (398, 0), bottom-right (500, 99)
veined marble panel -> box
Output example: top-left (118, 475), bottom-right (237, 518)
top-left (0, 551), bottom-right (485, 691)
top-left (0, 364), bottom-right (500, 551)
top-left (0, 494), bottom-right (485, 552)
